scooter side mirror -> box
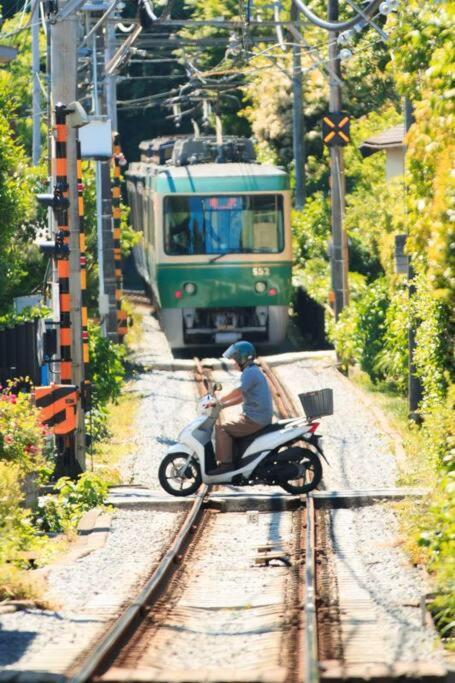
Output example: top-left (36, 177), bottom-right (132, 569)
top-left (213, 382), bottom-right (222, 392)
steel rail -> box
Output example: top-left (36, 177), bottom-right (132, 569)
top-left (69, 362), bottom-right (212, 682)
top-left (257, 359), bottom-right (320, 683)
top-left (305, 494), bottom-right (319, 683)
top-left (257, 357), bottom-right (295, 419)
top-left (69, 486), bottom-right (208, 683)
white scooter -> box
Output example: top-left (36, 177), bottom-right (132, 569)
top-left (158, 384), bottom-right (332, 496)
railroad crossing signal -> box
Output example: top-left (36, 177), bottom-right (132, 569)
top-left (322, 112), bottom-right (350, 146)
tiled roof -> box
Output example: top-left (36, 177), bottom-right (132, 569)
top-left (359, 124), bottom-right (405, 158)
top-left (0, 45), bottom-right (17, 64)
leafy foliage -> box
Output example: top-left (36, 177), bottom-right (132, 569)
top-left (86, 323), bottom-right (127, 443)
top-left (88, 323), bottom-right (126, 406)
top-left (0, 15), bottom-right (48, 314)
top-left (0, 305), bottom-right (50, 327)
top-left (0, 97), bottom-right (44, 313)
top-left (0, 462), bottom-right (39, 566)
top-left (82, 162), bottom-right (140, 315)
top-left (0, 386), bottom-right (47, 473)
top-left (35, 473), bottom-right (109, 534)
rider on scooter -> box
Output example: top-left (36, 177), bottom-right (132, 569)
top-left (208, 341), bottom-right (273, 475)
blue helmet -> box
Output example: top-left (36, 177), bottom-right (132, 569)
top-left (223, 341), bottom-right (256, 368)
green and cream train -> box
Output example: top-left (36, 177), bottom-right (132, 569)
top-left (126, 136), bottom-right (292, 349)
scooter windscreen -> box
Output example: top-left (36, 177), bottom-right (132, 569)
top-left (199, 393), bottom-right (216, 414)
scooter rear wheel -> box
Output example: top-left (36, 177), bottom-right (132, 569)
top-left (280, 448), bottom-right (322, 494)
top-left (159, 453), bottom-right (202, 497)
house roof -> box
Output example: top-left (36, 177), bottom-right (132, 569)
top-left (0, 45), bottom-right (17, 64)
top-left (359, 123), bottom-right (405, 158)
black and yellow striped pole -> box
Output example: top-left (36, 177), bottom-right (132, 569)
top-left (112, 133), bottom-right (128, 340)
top-left (54, 104), bottom-right (72, 384)
top-left (77, 141), bottom-right (91, 409)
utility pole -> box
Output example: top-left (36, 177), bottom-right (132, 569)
top-left (92, 20), bottom-right (117, 339)
top-left (328, 0), bottom-right (349, 320)
top-left (404, 98), bottom-right (423, 418)
top-left (31, 0), bottom-right (41, 165)
top-left (291, 2), bottom-right (305, 209)
top-left (105, 18), bottom-right (118, 133)
top-left (50, 1), bottom-right (86, 472)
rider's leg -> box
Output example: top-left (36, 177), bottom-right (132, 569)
top-left (215, 415), bottom-right (263, 466)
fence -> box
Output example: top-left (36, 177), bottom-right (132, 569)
top-left (0, 319), bottom-right (41, 387)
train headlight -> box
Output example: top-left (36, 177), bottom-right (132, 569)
top-left (255, 281), bottom-right (267, 293)
top-left (184, 282), bottom-right (197, 295)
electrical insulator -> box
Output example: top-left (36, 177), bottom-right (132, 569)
top-left (339, 48), bottom-right (353, 61)
top-left (379, 1), bottom-right (392, 14)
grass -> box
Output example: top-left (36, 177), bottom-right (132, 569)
top-left (122, 298), bottom-right (145, 350)
top-left (0, 565), bottom-right (51, 606)
top-left (88, 390), bottom-right (142, 481)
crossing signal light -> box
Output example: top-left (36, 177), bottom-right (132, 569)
top-left (38, 231), bottom-right (69, 258)
top-left (36, 188), bottom-right (69, 216)
top-left (322, 112), bottom-right (350, 146)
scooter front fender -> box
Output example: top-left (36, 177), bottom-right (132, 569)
top-left (166, 443), bottom-right (194, 457)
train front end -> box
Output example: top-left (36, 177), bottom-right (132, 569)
top-left (127, 140), bottom-right (292, 349)
top-left (158, 164), bottom-right (291, 348)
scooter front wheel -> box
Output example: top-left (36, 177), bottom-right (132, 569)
top-left (280, 448), bottom-right (322, 494)
top-left (159, 453), bottom-right (202, 497)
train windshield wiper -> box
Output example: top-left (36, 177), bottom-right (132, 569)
top-left (209, 250), bottom-right (243, 263)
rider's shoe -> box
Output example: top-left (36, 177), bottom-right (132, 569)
top-left (207, 463), bottom-right (233, 475)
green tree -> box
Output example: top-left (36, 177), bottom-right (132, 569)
top-left (0, 86), bottom-right (44, 312)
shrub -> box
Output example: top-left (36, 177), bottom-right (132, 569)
top-left (0, 386), bottom-right (47, 473)
top-left (375, 286), bottom-right (409, 393)
top-left (413, 272), bottom-right (452, 411)
top-left (331, 278), bottom-right (390, 382)
top-left (35, 472), bottom-right (110, 534)
top-left (87, 323), bottom-right (126, 407)
top-left (292, 194), bottom-right (331, 306)
top-left (0, 462), bottom-right (38, 565)
top-left (86, 323), bottom-right (126, 443)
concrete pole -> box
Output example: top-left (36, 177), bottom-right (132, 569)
top-left (99, 25), bottom-right (118, 339)
top-left (105, 19), bottom-right (118, 133)
top-left (31, 0), bottom-right (41, 165)
top-left (404, 98), bottom-right (423, 418)
top-left (291, 2), bottom-right (305, 209)
top-left (92, 26), bottom-right (117, 339)
top-left (50, 3), bottom-right (86, 473)
top-left (328, 0), bottom-right (349, 320)
top-left (100, 159), bottom-right (118, 339)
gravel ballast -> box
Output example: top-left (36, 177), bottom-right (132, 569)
top-left (273, 360), bottom-right (397, 491)
top-left (327, 503), bottom-right (444, 667)
top-left (119, 368), bottom-right (199, 488)
top-left (0, 507), bottom-right (184, 676)
top-left (115, 509), bottom-right (295, 681)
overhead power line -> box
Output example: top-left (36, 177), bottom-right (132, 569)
top-left (292, 0), bottom-right (382, 30)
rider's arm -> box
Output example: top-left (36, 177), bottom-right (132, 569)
top-left (218, 387), bottom-right (243, 408)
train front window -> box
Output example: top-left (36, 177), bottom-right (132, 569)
top-left (164, 195), bottom-right (284, 256)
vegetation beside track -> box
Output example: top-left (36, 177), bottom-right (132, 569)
top-left (0, 326), bottom-right (133, 600)
top-left (0, 0), bottom-right (452, 646)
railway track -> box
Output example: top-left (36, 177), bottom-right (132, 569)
top-left (69, 359), bottom-right (321, 683)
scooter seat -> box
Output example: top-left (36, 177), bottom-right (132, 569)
top-left (233, 422), bottom-right (284, 462)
